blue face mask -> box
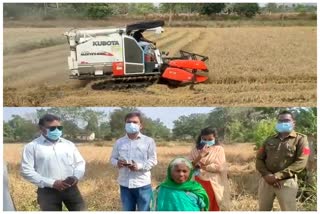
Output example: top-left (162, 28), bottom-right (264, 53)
top-left (276, 122), bottom-right (293, 133)
top-left (201, 140), bottom-right (215, 146)
top-left (46, 128), bottom-right (62, 141)
top-left (125, 123), bottom-right (140, 134)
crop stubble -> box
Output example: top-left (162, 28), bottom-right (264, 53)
top-left (3, 27), bottom-right (316, 106)
top-left (5, 142), bottom-right (291, 211)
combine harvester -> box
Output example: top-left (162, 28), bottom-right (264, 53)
top-left (64, 20), bottom-right (209, 89)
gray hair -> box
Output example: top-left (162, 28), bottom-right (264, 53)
top-left (169, 157), bottom-right (192, 170)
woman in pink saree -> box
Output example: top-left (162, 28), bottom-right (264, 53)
top-left (188, 127), bottom-right (231, 211)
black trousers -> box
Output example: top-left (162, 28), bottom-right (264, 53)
top-left (37, 185), bottom-right (86, 211)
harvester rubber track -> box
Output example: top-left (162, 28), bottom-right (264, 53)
top-left (90, 75), bottom-right (160, 90)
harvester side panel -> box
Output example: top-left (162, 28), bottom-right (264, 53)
top-left (76, 33), bottom-right (123, 65)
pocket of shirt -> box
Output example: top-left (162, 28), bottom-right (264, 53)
top-left (266, 142), bottom-right (277, 152)
top-left (285, 145), bottom-right (296, 158)
top-left (119, 147), bottom-right (129, 160)
top-left (136, 144), bottom-right (148, 159)
top-left (61, 153), bottom-right (74, 166)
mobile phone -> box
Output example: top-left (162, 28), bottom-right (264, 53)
top-left (196, 142), bottom-right (206, 150)
top-left (122, 160), bottom-right (133, 166)
top-left (63, 177), bottom-right (76, 185)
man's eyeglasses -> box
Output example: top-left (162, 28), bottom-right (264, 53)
top-left (47, 126), bottom-right (63, 131)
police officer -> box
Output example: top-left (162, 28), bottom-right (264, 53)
top-left (256, 110), bottom-right (310, 211)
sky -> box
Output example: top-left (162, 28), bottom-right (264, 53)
top-left (3, 107), bottom-right (214, 129)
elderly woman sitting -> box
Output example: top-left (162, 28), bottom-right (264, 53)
top-left (151, 157), bottom-right (209, 211)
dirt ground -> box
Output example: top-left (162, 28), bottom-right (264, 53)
top-left (4, 26), bottom-right (316, 107)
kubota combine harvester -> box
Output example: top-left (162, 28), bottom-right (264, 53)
top-left (64, 20), bottom-right (209, 89)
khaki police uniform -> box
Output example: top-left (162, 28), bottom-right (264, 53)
top-left (256, 131), bottom-right (310, 211)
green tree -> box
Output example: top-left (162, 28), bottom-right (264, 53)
top-left (87, 3), bottom-right (112, 19)
top-left (109, 3), bottom-right (129, 15)
top-left (62, 120), bottom-right (81, 139)
top-left (7, 115), bottom-right (38, 141)
top-left (165, 3), bottom-right (202, 14)
top-left (98, 121), bottom-right (112, 140)
top-left (82, 109), bottom-right (105, 133)
top-left (4, 122), bottom-right (14, 141)
top-left (233, 3), bottom-right (260, 18)
top-left (227, 120), bottom-right (245, 142)
top-left (266, 3), bottom-right (278, 13)
top-left (143, 118), bottom-right (170, 140)
top-left (293, 108), bottom-right (317, 136)
top-left (128, 3), bottom-right (157, 15)
top-left (252, 118), bottom-right (277, 149)
top-left (200, 3), bottom-right (226, 15)
top-left (85, 115), bottom-right (99, 133)
top-left (172, 113), bottom-right (208, 140)
top-left (205, 108), bottom-right (229, 138)
top-left (205, 107), bottom-right (286, 142)
top-left (159, 3), bottom-right (179, 26)
top-left (4, 3), bottom-right (44, 18)
top-left (294, 4), bottom-right (317, 13)
top-left (205, 107), bottom-right (256, 140)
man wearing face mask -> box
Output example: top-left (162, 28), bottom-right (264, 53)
top-left (110, 112), bottom-right (157, 211)
top-left (20, 114), bottom-right (86, 211)
top-left (256, 110), bottom-right (310, 211)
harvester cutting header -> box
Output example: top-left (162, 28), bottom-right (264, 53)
top-left (64, 20), bottom-right (209, 89)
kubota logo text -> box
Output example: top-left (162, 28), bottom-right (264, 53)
top-left (93, 41), bottom-right (119, 46)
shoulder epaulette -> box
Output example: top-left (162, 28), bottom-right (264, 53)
top-left (296, 132), bottom-right (306, 137)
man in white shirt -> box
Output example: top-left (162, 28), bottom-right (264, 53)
top-left (20, 114), bottom-right (86, 211)
top-left (110, 112), bottom-right (157, 211)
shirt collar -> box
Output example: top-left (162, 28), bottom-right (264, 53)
top-left (126, 132), bottom-right (142, 140)
top-left (40, 134), bottom-right (62, 144)
top-left (276, 131), bottom-right (297, 139)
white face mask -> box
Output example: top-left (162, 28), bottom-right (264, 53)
top-left (125, 123), bottom-right (140, 134)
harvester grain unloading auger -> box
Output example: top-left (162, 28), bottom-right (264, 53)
top-left (64, 20), bottom-right (209, 90)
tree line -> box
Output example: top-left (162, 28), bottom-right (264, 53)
top-left (172, 107), bottom-right (316, 148)
top-left (4, 3), bottom-right (317, 20)
top-left (4, 107), bottom-right (170, 142)
top-left (4, 107), bottom-right (316, 149)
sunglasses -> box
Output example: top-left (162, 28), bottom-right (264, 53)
top-left (46, 126), bottom-right (63, 131)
